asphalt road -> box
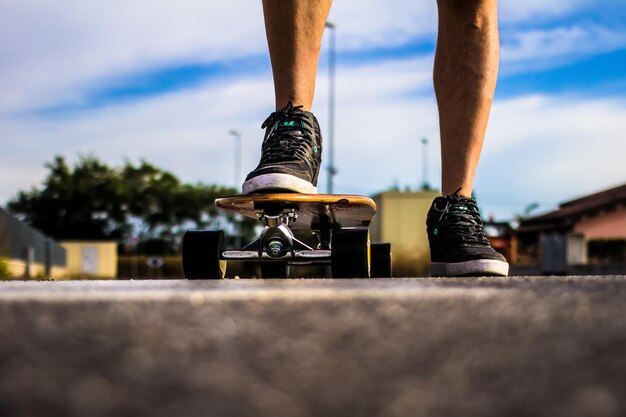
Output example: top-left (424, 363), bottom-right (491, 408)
top-left (1, 277), bottom-right (626, 417)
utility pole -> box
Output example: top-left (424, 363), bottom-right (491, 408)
top-left (230, 130), bottom-right (242, 188)
top-left (229, 129), bottom-right (243, 248)
top-left (325, 21), bottom-right (337, 194)
top-left (421, 137), bottom-right (429, 190)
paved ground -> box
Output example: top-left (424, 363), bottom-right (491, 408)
top-left (1, 277), bottom-right (626, 417)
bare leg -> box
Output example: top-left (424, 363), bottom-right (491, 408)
top-left (434, 0), bottom-right (499, 197)
top-left (263, 0), bottom-right (332, 111)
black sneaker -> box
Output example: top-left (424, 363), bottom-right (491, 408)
top-left (426, 191), bottom-right (509, 276)
top-left (242, 102), bottom-right (322, 194)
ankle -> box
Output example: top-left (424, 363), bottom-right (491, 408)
top-left (275, 98), bottom-right (312, 112)
top-left (442, 186), bottom-right (472, 198)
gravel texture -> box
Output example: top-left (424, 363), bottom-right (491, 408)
top-left (1, 277), bottom-right (625, 417)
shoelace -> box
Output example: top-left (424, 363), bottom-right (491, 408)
top-left (260, 102), bottom-right (316, 164)
top-left (437, 191), bottom-right (490, 245)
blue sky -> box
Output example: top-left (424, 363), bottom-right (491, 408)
top-left (1, 0), bottom-right (625, 221)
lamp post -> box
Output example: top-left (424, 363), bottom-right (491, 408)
top-left (325, 21), bottom-right (337, 194)
top-left (230, 130), bottom-right (242, 188)
top-left (421, 137), bottom-right (429, 190)
top-left (229, 129), bottom-right (243, 248)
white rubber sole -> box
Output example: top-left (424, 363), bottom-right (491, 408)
top-left (431, 259), bottom-right (509, 277)
top-left (242, 173), bottom-right (317, 194)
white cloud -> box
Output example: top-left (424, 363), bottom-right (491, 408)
top-left (477, 95), bottom-right (626, 217)
top-left (328, 1), bottom-right (437, 50)
top-left (500, 24), bottom-right (626, 74)
top-left (1, 1), bottom-right (614, 114)
top-left (0, 1), bottom-right (267, 112)
top-left (499, 0), bottom-right (592, 22)
top-left (330, 0), bottom-right (597, 51)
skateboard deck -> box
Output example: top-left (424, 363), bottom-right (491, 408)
top-left (215, 193), bottom-right (377, 230)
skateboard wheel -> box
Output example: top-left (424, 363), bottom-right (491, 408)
top-left (370, 242), bottom-right (392, 278)
top-left (182, 230), bottom-right (226, 279)
top-left (331, 229), bottom-right (370, 278)
top-left (260, 261), bottom-right (290, 278)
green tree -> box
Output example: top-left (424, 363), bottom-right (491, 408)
top-left (9, 156), bottom-right (124, 239)
top-left (8, 156), bottom-right (241, 251)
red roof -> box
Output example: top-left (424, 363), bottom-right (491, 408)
top-left (519, 184), bottom-right (626, 232)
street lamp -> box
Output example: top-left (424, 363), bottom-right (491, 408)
top-left (229, 129), bottom-right (243, 248)
top-left (229, 130), bottom-right (242, 188)
top-left (325, 21), bottom-right (337, 194)
top-left (421, 137), bottom-right (429, 190)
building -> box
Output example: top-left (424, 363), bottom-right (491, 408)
top-left (0, 207), bottom-right (66, 278)
top-left (60, 241), bottom-right (118, 279)
top-left (370, 191), bottom-right (440, 276)
top-left (1, 207), bottom-right (118, 279)
top-left (518, 184), bottom-right (626, 274)
top-left (484, 220), bottom-right (517, 264)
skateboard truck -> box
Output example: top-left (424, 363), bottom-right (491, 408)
top-left (223, 206), bottom-right (321, 260)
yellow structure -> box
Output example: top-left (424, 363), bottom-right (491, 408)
top-left (370, 191), bottom-right (440, 276)
top-left (1, 207), bottom-right (69, 279)
top-left (5, 258), bottom-right (67, 279)
top-left (60, 241), bottom-right (118, 278)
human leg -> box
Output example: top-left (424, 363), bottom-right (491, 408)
top-left (243, 0), bottom-right (331, 194)
top-left (434, 0), bottom-right (499, 197)
top-left (263, 0), bottom-right (332, 111)
top-left (427, 0), bottom-right (508, 276)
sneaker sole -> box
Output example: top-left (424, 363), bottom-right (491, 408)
top-left (431, 259), bottom-right (509, 277)
top-left (242, 173), bottom-right (317, 194)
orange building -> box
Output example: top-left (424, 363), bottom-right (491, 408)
top-left (518, 184), bottom-right (626, 274)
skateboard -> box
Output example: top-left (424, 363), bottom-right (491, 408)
top-left (182, 193), bottom-right (392, 279)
